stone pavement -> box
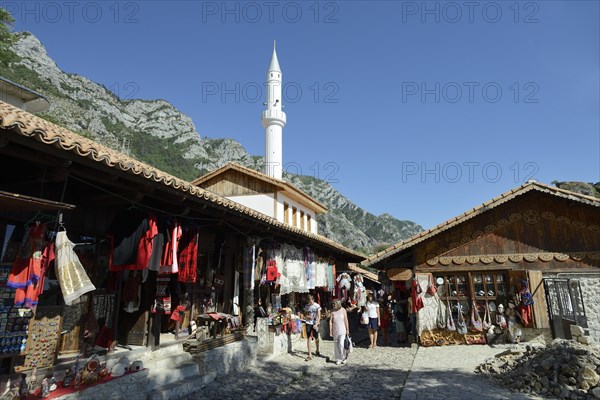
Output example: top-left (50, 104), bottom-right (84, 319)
top-left (178, 326), bottom-right (549, 400)
top-left (401, 345), bottom-right (545, 400)
top-left (180, 327), bottom-right (415, 400)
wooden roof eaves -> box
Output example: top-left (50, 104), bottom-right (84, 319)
top-left (362, 181), bottom-right (600, 268)
top-left (194, 162), bottom-right (327, 213)
top-left (0, 101), bottom-right (361, 260)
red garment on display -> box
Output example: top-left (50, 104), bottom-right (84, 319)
top-left (7, 223), bottom-right (46, 307)
top-left (169, 305), bottom-right (187, 322)
top-left (35, 241), bottom-right (55, 299)
top-left (160, 222), bottom-right (182, 274)
top-left (411, 278), bottom-right (424, 313)
top-left (135, 214), bottom-right (158, 270)
top-left (518, 304), bottom-right (533, 326)
top-left (178, 228), bottom-right (199, 283)
top-left (110, 209), bottom-right (149, 271)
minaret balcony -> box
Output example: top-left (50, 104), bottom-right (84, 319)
top-left (261, 109), bottom-right (287, 127)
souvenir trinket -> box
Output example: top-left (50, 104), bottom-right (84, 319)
top-left (41, 377), bottom-right (49, 398)
top-left (62, 368), bottom-right (73, 388)
top-left (49, 377), bottom-right (57, 392)
top-left (18, 374), bottom-right (27, 399)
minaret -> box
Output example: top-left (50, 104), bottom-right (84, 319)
top-left (262, 41), bottom-right (287, 180)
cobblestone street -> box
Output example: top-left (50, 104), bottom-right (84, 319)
top-left (179, 327), bottom-right (547, 400)
top-left (182, 330), bottom-right (416, 400)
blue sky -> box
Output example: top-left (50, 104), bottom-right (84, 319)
top-left (6, 0), bottom-right (599, 231)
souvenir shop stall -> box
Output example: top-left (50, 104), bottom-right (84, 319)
top-left (252, 242), bottom-right (337, 354)
top-left (364, 181), bottom-right (600, 347)
top-left (251, 246), bottom-right (378, 355)
top-left (0, 100), bottom-right (365, 397)
top-left (0, 204), bottom-right (245, 396)
top-left (399, 270), bottom-right (536, 347)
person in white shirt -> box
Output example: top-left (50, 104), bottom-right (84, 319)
top-left (304, 294), bottom-right (321, 361)
top-left (365, 293), bottom-right (380, 348)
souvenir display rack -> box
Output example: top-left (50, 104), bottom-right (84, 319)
top-left (14, 306), bottom-right (63, 371)
top-left (0, 263), bottom-right (33, 358)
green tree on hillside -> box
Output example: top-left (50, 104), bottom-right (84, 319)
top-left (0, 7), bottom-right (17, 65)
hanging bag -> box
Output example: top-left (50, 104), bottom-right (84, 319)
top-left (470, 301), bottom-right (483, 332)
top-left (360, 309), bottom-right (369, 325)
top-left (446, 299), bottom-right (456, 331)
top-left (456, 304), bottom-right (468, 335)
top-left (426, 275), bottom-right (437, 296)
top-left (482, 300), bottom-right (491, 331)
top-left (436, 298), bottom-right (446, 329)
top-left (344, 334), bottom-right (353, 352)
top-left (266, 260), bottom-right (278, 282)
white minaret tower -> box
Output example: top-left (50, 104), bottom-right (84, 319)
top-left (262, 41), bottom-right (286, 180)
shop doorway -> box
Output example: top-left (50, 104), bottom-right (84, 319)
top-left (543, 278), bottom-right (588, 339)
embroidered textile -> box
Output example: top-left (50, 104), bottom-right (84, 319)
top-left (55, 231), bottom-right (96, 305)
top-left (304, 247), bottom-right (316, 290)
top-left (315, 262), bottom-right (327, 288)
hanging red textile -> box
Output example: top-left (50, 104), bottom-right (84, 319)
top-left (411, 277), bottom-right (424, 313)
top-left (518, 304), bottom-right (533, 326)
top-left (135, 215), bottom-right (158, 270)
top-left (178, 228), bottom-right (199, 283)
top-left (31, 241), bottom-right (55, 303)
top-left (7, 223), bottom-right (46, 307)
top-left (160, 221), bottom-right (182, 274)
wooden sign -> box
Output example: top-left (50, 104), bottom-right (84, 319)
top-left (387, 268), bottom-right (413, 281)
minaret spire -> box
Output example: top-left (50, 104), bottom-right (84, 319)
top-left (269, 40), bottom-right (281, 73)
top-left (262, 42), bottom-right (286, 180)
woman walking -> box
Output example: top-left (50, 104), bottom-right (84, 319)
top-left (365, 293), bottom-right (380, 348)
top-left (329, 299), bottom-right (350, 365)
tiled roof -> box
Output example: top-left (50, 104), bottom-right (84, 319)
top-left (362, 181), bottom-right (600, 268)
top-left (0, 101), bottom-right (362, 260)
top-left (347, 263), bottom-right (379, 283)
top-left (192, 162), bottom-right (328, 214)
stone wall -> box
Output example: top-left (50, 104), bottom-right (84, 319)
top-left (579, 278), bottom-right (600, 342)
top-left (194, 337), bottom-right (257, 378)
top-left (55, 369), bottom-right (150, 400)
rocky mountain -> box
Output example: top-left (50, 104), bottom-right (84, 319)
top-left (0, 32), bottom-right (423, 254)
top-left (554, 181), bottom-right (600, 199)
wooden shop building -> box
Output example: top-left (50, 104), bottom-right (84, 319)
top-left (0, 95), bottom-right (363, 387)
top-left (362, 182), bottom-right (600, 345)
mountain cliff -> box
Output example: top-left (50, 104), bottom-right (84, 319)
top-left (0, 32), bottom-right (423, 254)
top-left (554, 181), bottom-right (600, 199)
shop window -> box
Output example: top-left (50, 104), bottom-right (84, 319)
top-left (472, 272), bottom-right (507, 301)
top-left (434, 271), bottom-right (509, 318)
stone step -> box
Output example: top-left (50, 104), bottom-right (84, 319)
top-left (143, 351), bottom-right (193, 370)
top-left (140, 342), bottom-right (184, 361)
top-left (146, 371), bottom-right (217, 400)
top-left (146, 360), bottom-right (200, 390)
